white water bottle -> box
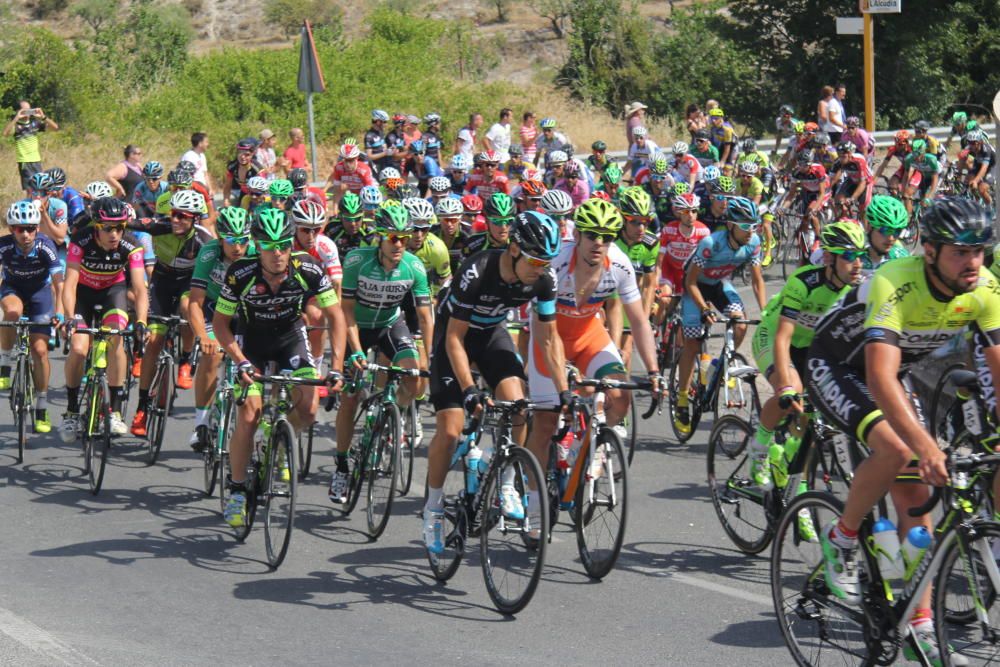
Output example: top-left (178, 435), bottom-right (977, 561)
top-left (901, 527), bottom-right (932, 580)
top-left (466, 444), bottom-right (482, 494)
top-left (871, 518), bottom-right (904, 579)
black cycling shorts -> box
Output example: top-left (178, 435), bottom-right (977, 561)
top-left (149, 270), bottom-right (191, 330)
top-left (430, 324), bottom-right (525, 411)
top-left (242, 325), bottom-right (316, 376)
top-left (359, 318), bottom-right (418, 363)
top-left (804, 351), bottom-right (884, 445)
top-left (74, 282), bottom-right (129, 328)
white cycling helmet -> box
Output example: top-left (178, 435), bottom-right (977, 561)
top-left (547, 150), bottom-right (568, 166)
top-left (672, 141), bottom-right (689, 155)
top-left (632, 126), bottom-right (648, 138)
top-left (291, 199), bottom-right (327, 228)
top-left (435, 197), bottom-right (463, 218)
top-left (170, 190), bottom-right (205, 214)
top-left (246, 176), bottom-right (268, 194)
top-left (6, 199), bottom-right (41, 226)
top-left (402, 197), bottom-right (435, 226)
top-left (450, 155), bottom-right (470, 171)
top-left (360, 185), bottom-right (383, 210)
top-left (379, 167), bottom-right (401, 182)
top-left (428, 176), bottom-right (452, 194)
top-left (371, 109), bottom-right (389, 122)
top-left (84, 180), bottom-right (114, 200)
top-left (738, 161), bottom-right (759, 176)
top-left (540, 189), bottom-right (573, 216)
top-left (339, 143), bottom-right (361, 160)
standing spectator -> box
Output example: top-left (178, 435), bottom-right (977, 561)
top-left (519, 111), bottom-right (538, 164)
top-left (3, 101), bottom-right (58, 195)
top-left (453, 113), bottom-right (483, 164)
top-left (255, 129), bottom-right (279, 181)
top-left (484, 108), bottom-right (513, 163)
top-left (283, 127), bottom-right (312, 173)
top-left (685, 104), bottom-right (708, 142)
top-left (403, 115), bottom-right (422, 148)
top-left (624, 101), bottom-right (648, 147)
top-left (223, 138), bottom-right (261, 206)
top-left (181, 132), bottom-right (215, 195)
top-left (818, 85), bottom-right (845, 144)
top-left (835, 83), bottom-right (849, 120)
top-left (105, 145), bottom-right (145, 200)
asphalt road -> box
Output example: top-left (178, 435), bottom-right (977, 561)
top-left (0, 274), bottom-right (801, 667)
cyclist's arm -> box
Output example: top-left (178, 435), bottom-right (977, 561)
top-left (416, 305), bottom-right (434, 357)
top-left (622, 296), bottom-right (659, 374)
top-left (684, 264), bottom-right (710, 312)
top-left (320, 299), bottom-right (346, 372)
top-left (750, 263), bottom-right (767, 311)
top-left (341, 296), bottom-right (363, 356)
top-left (61, 264), bottom-right (79, 321)
top-left (212, 309), bottom-right (246, 367)
top-left (445, 318), bottom-right (476, 392)
top-left (640, 271), bottom-right (656, 316)
top-left (187, 286), bottom-right (211, 348)
top-left (129, 262), bottom-right (148, 325)
top-left (925, 172), bottom-right (939, 200)
top-left (604, 296), bottom-right (623, 349)
top-left (771, 316), bottom-right (797, 391)
top-left (532, 312), bottom-right (568, 394)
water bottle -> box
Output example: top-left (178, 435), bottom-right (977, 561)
top-left (466, 444), bottom-right (482, 494)
top-left (870, 518), bottom-right (904, 579)
top-left (699, 353), bottom-right (713, 386)
top-left (705, 358), bottom-right (719, 390)
top-left (901, 526), bottom-right (932, 580)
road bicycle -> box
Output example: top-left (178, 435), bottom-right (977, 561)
top-left (143, 314), bottom-right (192, 465)
top-left (0, 319), bottom-right (39, 464)
top-left (427, 397), bottom-right (549, 615)
top-left (202, 356), bottom-right (236, 498)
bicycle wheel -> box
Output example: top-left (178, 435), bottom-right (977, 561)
top-left (707, 415), bottom-right (773, 554)
top-left (927, 362), bottom-right (967, 444)
top-left (297, 422), bottom-right (314, 482)
top-left (667, 327), bottom-right (698, 444)
top-left (479, 446), bottom-right (549, 615)
top-left (263, 420), bottom-right (297, 568)
top-left (13, 356), bottom-right (27, 464)
top-left (771, 492), bottom-right (869, 666)
top-left (87, 381), bottom-right (111, 495)
top-left (574, 427), bottom-right (628, 579)
top-left (782, 229), bottom-right (804, 281)
top-left (427, 448), bottom-right (467, 582)
top-left (145, 357), bottom-right (172, 465)
top-left (204, 398), bottom-right (232, 497)
top-left (713, 352), bottom-right (761, 425)
top-left (624, 393), bottom-right (638, 466)
top-left (366, 403), bottom-right (399, 539)
top-left (397, 402), bottom-right (417, 496)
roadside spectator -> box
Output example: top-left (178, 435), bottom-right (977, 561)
top-left (625, 101), bottom-right (648, 147)
top-left (403, 115), bottom-right (422, 148)
top-left (520, 111), bottom-right (538, 164)
top-left (453, 113), bottom-right (483, 164)
top-left (685, 104), bottom-right (708, 142)
top-left (3, 100), bottom-right (59, 195)
top-left (832, 83), bottom-right (848, 141)
top-left (106, 145), bottom-right (145, 200)
top-left (484, 108), bottom-right (513, 163)
top-left (283, 127), bottom-right (311, 173)
top-left (255, 128), bottom-right (280, 181)
top-left (818, 85), bottom-right (845, 143)
top-left (181, 132), bottom-right (215, 195)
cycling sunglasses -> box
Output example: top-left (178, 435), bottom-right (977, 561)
top-left (582, 230), bottom-right (617, 243)
top-left (869, 225), bottom-right (900, 236)
top-left (258, 239), bottom-right (292, 252)
top-left (833, 249), bottom-right (865, 262)
top-left (731, 222), bottom-right (760, 232)
top-left (11, 225), bottom-right (37, 234)
top-left (651, 174), bottom-right (668, 182)
top-left (223, 235), bottom-right (251, 245)
top-left (623, 214), bottom-right (653, 225)
top-left (96, 224), bottom-right (126, 234)
top-left (382, 233), bottom-right (412, 244)
top-left (297, 227), bottom-right (321, 236)
top-left (520, 250), bottom-right (551, 268)
top-left (171, 210), bottom-right (198, 220)
top-left (488, 217), bottom-right (515, 226)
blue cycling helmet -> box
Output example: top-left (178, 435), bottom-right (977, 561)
top-left (511, 210), bottom-right (561, 260)
top-left (6, 199), bottom-right (40, 226)
top-left (29, 172), bottom-right (54, 192)
top-left (703, 165), bottom-right (722, 182)
top-left (727, 196), bottom-right (760, 224)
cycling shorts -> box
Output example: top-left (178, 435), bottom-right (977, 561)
top-left (0, 282), bottom-right (54, 334)
top-left (751, 321), bottom-right (807, 379)
top-left (359, 318), bottom-right (418, 364)
top-left (148, 272), bottom-right (191, 334)
top-left (659, 266), bottom-right (684, 293)
top-left (681, 281), bottom-right (744, 338)
top-left (241, 324), bottom-right (317, 397)
top-left (430, 325), bottom-right (524, 411)
top-left (528, 318), bottom-right (624, 408)
top-left (833, 179), bottom-right (873, 207)
top-left (73, 282), bottom-right (129, 330)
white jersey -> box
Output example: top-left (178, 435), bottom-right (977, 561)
top-left (551, 242), bottom-right (640, 326)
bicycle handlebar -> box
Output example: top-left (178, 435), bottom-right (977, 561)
top-left (905, 452), bottom-right (1000, 517)
top-left (235, 372), bottom-right (331, 406)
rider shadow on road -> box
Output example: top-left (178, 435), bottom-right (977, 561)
top-left (617, 540), bottom-right (770, 588)
top-left (709, 615), bottom-right (784, 649)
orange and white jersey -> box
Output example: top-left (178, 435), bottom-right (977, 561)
top-left (551, 242), bottom-right (640, 335)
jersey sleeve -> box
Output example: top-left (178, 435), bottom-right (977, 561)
top-left (689, 235), bottom-right (715, 269)
top-left (66, 242), bottom-right (83, 267)
top-left (410, 257), bottom-right (431, 307)
top-left (40, 238), bottom-right (62, 275)
top-left (974, 273), bottom-right (1000, 346)
top-left (862, 269), bottom-right (908, 345)
top-left (616, 259), bottom-right (641, 305)
top-left (532, 267), bottom-right (558, 322)
top-left (778, 276), bottom-right (809, 321)
top-left (190, 242), bottom-right (219, 292)
top-left (297, 256), bottom-right (338, 308)
top-left (340, 249), bottom-right (362, 300)
top-left (128, 245), bottom-right (145, 271)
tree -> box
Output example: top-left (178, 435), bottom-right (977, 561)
top-left (528, 0), bottom-right (571, 38)
top-left (71, 0), bottom-right (117, 37)
top-left (263, 0), bottom-right (344, 43)
top-left (482, 0), bottom-right (514, 24)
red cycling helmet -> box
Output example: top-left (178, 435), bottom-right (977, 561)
top-left (461, 194), bottom-right (483, 214)
top-left (591, 191), bottom-right (612, 202)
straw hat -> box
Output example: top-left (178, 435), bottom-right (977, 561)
top-left (624, 101), bottom-right (648, 116)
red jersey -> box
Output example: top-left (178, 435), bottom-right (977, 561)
top-left (659, 220), bottom-right (710, 290)
top-left (464, 172), bottom-right (511, 199)
top-left (330, 160), bottom-right (375, 194)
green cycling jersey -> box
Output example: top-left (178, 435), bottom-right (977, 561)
top-left (341, 246), bottom-right (430, 329)
top-left (410, 232), bottom-right (452, 296)
top-left (860, 241), bottom-right (909, 275)
top-left (190, 238), bottom-right (258, 304)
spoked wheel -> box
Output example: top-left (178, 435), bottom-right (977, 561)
top-left (336, 407), bottom-right (371, 517)
top-left (934, 521), bottom-right (1000, 660)
top-left (771, 492), bottom-right (869, 666)
top-left (80, 382), bottom-right (93, 476)
top-left (666, 326), bottom-right (699, 443)
top-left (396, 402), bottom-right (417, 496)
top-left (426, 449), bottom-right (467, 582)
top-left (366, 403), bottom-right (399, 539)
top-left (263, 420), bottom-right (297, 568)
top-left (479, 446), bottom-right (549, 615)
top-left (623, 394), bottom-right (638, 466)
top-left (12, 357), bottom-right (27, 464)
top-left (713, 353), bottom-right (761, 425)
top-left (574, 428), bottom-right (628, 580)
top-left (86, 382), bottom-right (111, 495)
top-left (145, 358), bottom-right (173, 465)
top-left (781, 228), bottom-right (805, 281)
top-left (297, 422), bottom-right (314, 482)
top-left (204, 399), bottom-right (233, 497)
top-left (927, 362), bottom-right (967, 444)
top-left (707, 415), bottom-right (773, 554)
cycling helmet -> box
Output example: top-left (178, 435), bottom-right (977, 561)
top-left (360, 185), bottom-right (383, 209)
top-left (92, 196), bottom-right (129, 223)
top-left (339, 143), bottom-right (361, 160)
top-left (602, 162), bottom-right (623, 185)
top-left (450, 155), bottom-right (470, 171)
top-left (403, 197), bottom-right (435, 226)
top-left (29, 172), bottom-right (54, 192)
top-left (966, 120), bottom-right (980, 132)
top-left (429, 176), bottom-right (452, 194)
top-left (796, 150), bottom-right (815, 166)
top-left (737, 161), bottom-right (759, 176)
top-left (509, 143), bottom-right (524, 157)
top-left (651, 155), bottom-right (669, 175)
top-left (914, 120), bottom-right (931, 132)
top-left (673, 182), bottom-right (691, 195)
top-left (619, 186), bottom-right (652, 218)
top-left (547, 150), bottom-right (568, 166)
top-left (779, 104), bottom-right (794, 115)
top-left (845, 116), bottom-right (860, 127)
top-left (540, 117), bottom-right (557, 129)
top-left (373, 203), bottom-right (413, 235)
top-left (742, 138), bottom-right (757, 153)
top-left (703, 165), bottom-right (721, 182)
top-left (864, 195), bottom-right (908, 231)
top-left (477, 150), bottom-right (501, 164)
top-left (392, 113), bottom-right (406, 125)
top-left (563, 161), bottom-right (581, 178)
top-left (836, 141), bottom-right (855, 154)
top-left (672, 192), bottom-right (700, 211)
top-left (511, 210), bottom-right (561, 260)
top-left (920, 197), bottom-right (993, 247)
top-left (269, 179), bottom-right (294, 198)
top-left (592, 140), bottom-right (607, 152)
top-left (435, 197), bottom-right (463, 218)
top-left (371, 109), bottom-right (389, 122)
top-left (246, 176), bottom-right (268, 194)
top-left (484, 192), bottom-right (515, 220)
top-left (540, 189), bottom-right (573, 216)
top-left (717, 175), bottom-right (736, 193)
top-left (384, 177), bottom-right (405, 192)
top-left (521, 179), bottom-right (547, 200)
top-left (591, 191), bottom-right (611, 202)
top-left (409, 139), bottom-right (425, 154)
top-left (6, 200), bottom-right (40, 226)
top-left (423, 112), bottom-right (440, 124)
top-left (340, 192), bottom-right (363, 219)
top-left (288, 168), bottom-right (309, 191)
top-left (894, 129), bottom-right (911, 143)
top-left (951, 111), bottom-right (968, 126)
top-left (574, 197), bottom-right (623, 234)
top-left (291, 199), bottom-right (327, 228)
top-left (672, 141), bottom-right (689, 155)
top-left (236, 137), bottom-right (258, 152)
top-left (708, 108), bottom-right (725, 118)
top-left (792, 120), bottom-right (806, 134)
top-left (632, 126), bottom-right (648, 138)
top-left (821, 221), bottom-right (867, 254)
top-left (252, 207), bottom-right (293, 242)
top-left (461, 194), bottom-right (483, 214)
top-left (967, 129), bottom-right (987, 143)
top-left (177, 160), bottom-right (196, 174)
top-left (85, 181), bottom-right (115, 200)
top-left (170, 189), bottom-right (206, 214)
top-left (694, 130), bottom-right (711, 141)
top-left (727, 197), bottom-right (760, 224)
top-left (910, 139), bottom-right (928, 155)
top-left (812, 133), bottom-right (831, 147)
top-left (803, 122), bottom-right (819, 133)
top-left (379, 167), bottom-right (401, 182)
top-left (167, 169), bottom-right (193, 188)
top-left (216, 206), bottom-right (249, 237)
top-left (139, 161), bottom-right (162, 179)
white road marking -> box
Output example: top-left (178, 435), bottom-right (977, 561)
top-left (0, 606), bottom-right (98, 666)
top-left (628, 565), bottom-right (772, 606)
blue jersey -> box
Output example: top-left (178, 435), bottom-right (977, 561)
top-left (132, 181), bottom-right (168, 217)
top-left (61, 186), bottom-right (85, 224)
top-left (687, 229), bottom-right (761, 285)
top-left (420, 155), bottom-right (443, 178)
top-left (0, 233), bottom-right (62, 288)
top-left (43, 196), bottom-right (68, 227)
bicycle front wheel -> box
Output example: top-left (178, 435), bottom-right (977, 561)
top-left (145, 357), bottom-right (173, 465)
top-left (771, 492), bottom-right (869, 666)
top-left (366, 403), bottom-right (399, 539)
top-left (713, 353), bottom-right (761, 425)
top-left (707, 415), bottom-right (772, 554)
top-left (13, 356), bottom-right (28, 464)
top-left (574, 427), bottom-right (629, 579)
top-left (263, 420), bottom-right (297, 568)
top-left (479, 446), bottom-right (549, 615)
top-left (297, 422), bottom-right (314, 482)
top-left (427, 448), bottom-right (466, 582)
top-left (397, 402), bottom-right (417, 496)
top-left (667, 326), bottom-right (698, 444)
top-left (87, 381), bottom-right (111, 495)
top-left (624, 394), bottom-right (638, 466)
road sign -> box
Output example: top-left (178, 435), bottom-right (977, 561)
top-left (836, 17), bottom-right (864, 35)
top-left (297, 21), bottom-right (325, 93)
top-left (861, 0), bottom-right (901, 13)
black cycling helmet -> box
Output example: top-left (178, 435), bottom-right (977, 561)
top-left (46, 166), bottom-right (67, 188)
top-left (511, 210), bottom-right (561, 260)
top-left (742, 137), bottom-right (757, 153)
top-left (484, 192), bottom-right (515, 220)
top-left (92, 196), bottom-right (129, 223)
top-left (920, 197), bottom-right (993, 247)
top-left (288, 168), bottom-right (309, 191)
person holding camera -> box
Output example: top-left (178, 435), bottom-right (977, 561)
top-left (3, 101), bottom-right (59, 195)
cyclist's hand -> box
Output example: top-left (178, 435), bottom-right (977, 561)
top-left (701, 309), bottom-right (718, 326)
top-left (558, 389), bottom-right (575, 414)
top-left (462, 386), bottom-right (484, 418)
top-left (133, 321), bottom-right (147, 342)
top-left (63, 318), bottom-right (78, 337)
top-left (325, 370), bottom-right (344, 393)
top-left (918, 447), bottom-right (949, 487)
top-left (347, 350), bottom-right (366, 370)
top-left (200, 337), bottom-right (219, 357)
top-left (777, 388), bottom-right (803, 413)
top-left (648, 372), bottom-right (665, 398)
top-left (237, 360), bottom-right (255, 388)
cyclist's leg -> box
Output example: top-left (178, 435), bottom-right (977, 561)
top-left (390, 315), bottom-right (420, 405)
top-left (719, 282), bottom-right (748, 348)
top-left (303, 298), bottom-right (326, 372)
top-left (101, 287), bottom-right (129, 419)
top-left (677, 290), bottom-right (705, 401)
top-left (480, 325), bottom-right (528, 445)
top-left (426, 332), bottom-right (468, 502)
top-left (137, 278), bottom-right (174, 397)
top-left (524, 326), bottom-right (561, 470)
top-left (580, 327), bottom-right (629, 425)
top-left (0, 291), bottom-right (24, 384)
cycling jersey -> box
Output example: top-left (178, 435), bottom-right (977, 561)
top-left (324, 224), bottom-right (377, 260)
top-left (775, 116), bottom-right (799, 139)
top-left (439, 225), bottom-right (474, 274)
top-left (688, 228), bottom-right (762, 285)
top-left (410, 232), bottom-right (452, 294)
top-left (462, 231), bottom-right (508, 259)
top-left (882, 144), bottom-right (911, 167)
top-left (552, 242), bottom-right (639, 323)
top-left (737, 176), bottom-right (764, 199)
top-left (792, 164), bottom-right (829, 193)
top-left (614, 233), bottom-right (659, 278)
top-left (294, 233), bottom-right (342, 283)
top-left (742, 151), bottom-right (771, 170)
top-left (59, 186), bottom-right (85, 225)
top-left (132, 181), bottom-right (168, 217)
top-left (341, 246), bottom-right (429, 329)
top-left (39, 196), bottom-right (67, 227)
top-left (627, 140), bottom-right (660, 171)
top-left (330, 160), bottom-right (375, 194)
top-left (225, 160), bottom-right (261, 201)
top-left (464, 172), bottom-right (510, 199)
top-left (843, 128), bottom-right (874, 155)
top-left (691, 144), bottom-right (719, 168)
top-left (659, 220), bottom-right (711, 289)
top-left (216, 252), bottom-right (337, 329)
top-left (709, 124), bottom-right (736, 153)
top-left (903, 153), bottom-right (941, 177)
top-left (134, 219), bottom-right (213, 276)
top-left (504, 159), bottom-right (536, 181)
top-left (860, 242), bottom-right (909, 277)
top-left (66, 227), bottom-right (144, 289)
top-left (836, 153), bottom-right (874, 184)
top-left (0, 233), bottom-right (61, 288)
top-left (190, 238), bottom-right (258, 304)
top-left (970, 145), bottom-right (997, 173)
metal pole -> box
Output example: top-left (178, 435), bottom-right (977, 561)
top-left (993, 89), bottom-right (1000, 207)
top-left (863, 12), bottom-right (875, 132)
top-left (307, 92), bottom-right (319, 184)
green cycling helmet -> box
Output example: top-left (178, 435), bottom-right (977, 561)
top-left (269, 179), bottom-right (294, 198)
top-left (910, 138), bottom-right (927, 155)
top-left (217, 206), bottom-right (249, 237)
top-left (484, 192), bottom-right (515, 221)
top-left (717, 176), bottom-right (736, 193)
top-left (793, 120), bottom-right (805, 134)
top-left (618, 186), bottom-right (652, 218)
top-left (574, 197), bottom-right (623, 234)
top-left (251, 206), bottom-right (293, 242)
top-left (652, 155), bottom-right (669, 175)
top-left (602, 162), bottom-right (623, 185)
top-left (373, 202), bottom-right (413, 235)
top-left (865, 194), bottom-right (908, 231)
top-left (340, 192), bottom-right (363, 219)
top-left (821, 220), bottom-right (867, 254)
top-left (951, 111), bottom-right (968, 126)
top-left (673, 182), bottom-right (691, 195)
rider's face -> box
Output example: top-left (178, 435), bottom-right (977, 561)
top-left (260, 245), bottom-right (291, 274)
top-left (869, 227), bottom-right (896, 253)
top-left (833, 253), bottom-right (863, 285)
top-left (926, 243), bottom-right (983, 294)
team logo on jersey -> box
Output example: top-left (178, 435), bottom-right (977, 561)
top-left (289, 355), bottom-right (301, 369)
